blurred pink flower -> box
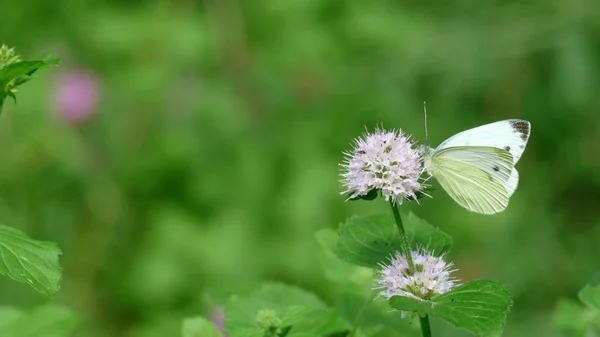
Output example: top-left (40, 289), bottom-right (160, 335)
top-left (211, 307), bottom-right (228, 336)
top-left (53, 69), bottom-right (100, 124)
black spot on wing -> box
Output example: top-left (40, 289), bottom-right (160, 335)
top-left (510, 120), bottom-right (530, 141)
top-left (504, 146), bottom-right (511, 151)
top-left (493, 165), bottom-right (500, 172)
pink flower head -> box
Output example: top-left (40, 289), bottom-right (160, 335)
top-left (53, 69), bottom-right (100, 124)
top-left (211, 307), bottom-right (228, 336)
top-left (340, 127), bottom-right (424, 204)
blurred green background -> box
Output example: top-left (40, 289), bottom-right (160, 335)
top-left (1, 0), bottom-right (600, 336)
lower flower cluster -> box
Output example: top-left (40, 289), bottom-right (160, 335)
top-left (376, 248), bottom-right (458, 302)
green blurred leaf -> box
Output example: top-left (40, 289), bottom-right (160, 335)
top-left (579, 285), bottom-right (600, 311)
top-left (0, 225), bottom-right (62, 296)
top-left (181, 317), bottom-right (222, 337)
top-left (0, 58), bottom-right (60, 88)
top-left (0, 308), bottom-right (22, 328)
top-left (553, 298), bottom-right (597, 337)
top-left (389, 281), bottom-right (511, 335)
top-left (0, 304), bottom-right (80, 337)
top-left (224, 283), bottom-right (348, 337)
top-left (333, 212), bottom-right (452, 268)
top-left (314, 228), bottom-right (372, 289)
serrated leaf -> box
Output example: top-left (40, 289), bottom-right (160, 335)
top-left (224, 283), bottom-right (348, 337)
top-left (579, 285), bottom-right (600, 311)
top-left (0, 59), bottom-right (60, 88)
top-left (181, 317), bottom-right (222, 337)
top-left (0, 304), bottom-right (80, 337)
top-left (314, 229), bottom-right (372, 289)
top-left (389, 281), bottom-right (511, 335)
top-left (333, 212), bottom-right (452, 268)
top-left (0, 225), bottom-right (62, 296)
top-left (402, 212), bottom-right (452, 255)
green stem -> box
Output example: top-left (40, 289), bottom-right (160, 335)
top-left (419, 315), bottom-right (432, 337)
top-left (389, 201), bottom-right (415, 271)
top-left (390, 201), bottom-right (433, 336)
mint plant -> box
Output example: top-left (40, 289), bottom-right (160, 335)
top-left (0, 45), bottom-right (59, 113)
top-left (182, 125), bottom-right (514, 337)
top-left (0, 45), bottom-right (62, 296)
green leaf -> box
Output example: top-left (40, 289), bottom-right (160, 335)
top-left (333, 212), bottom-right (452, 268)
top-left (350, 189), bottom-right (378, 201)
top-left (579, 284), bottom-right (600, 311)
top-left (0, 304), bottom-right (80, 337)
top-left (0, 225), bottom-right (62, 296)
top-left (181, 317), bottom-right (222, 337)
top-left (335, 292), bottom-right (420, 337)
top-left (314, 229), bottom-right (372, 289)
top-left (389, 281), bottom-right (512, 335)
top-left (0, 59), bottom-right (60, 88)
top-left (402, 212), bottom-right (452, 255)
top-left (278, 325), bottom-right (293, 337)
top-left (224, 283), bottom-right (348, 337)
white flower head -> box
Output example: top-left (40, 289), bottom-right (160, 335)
top-left (376, 247), bottom-right (458, 302)
top-left (339, 127), bottom-right (423, 204)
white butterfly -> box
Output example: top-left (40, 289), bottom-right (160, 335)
top-left (419, 119), bottom-right (531, 214)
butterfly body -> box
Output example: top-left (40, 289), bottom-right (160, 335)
top-left (420, 119), bottom-right (531, 214)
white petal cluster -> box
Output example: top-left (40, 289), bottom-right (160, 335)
top-left (376, 248), bottom-right (458, 301)
top-left (340, 128), bottom-right (423, 204)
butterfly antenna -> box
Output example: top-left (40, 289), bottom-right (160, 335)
top-left (423, 101), bottom-right (428, 142)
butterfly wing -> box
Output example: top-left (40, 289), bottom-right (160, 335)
top-left (437, 119), bottom-right (531, 164)
top-left (430, 146), bottom-right (514, 214)
top-left (436, 146), bottom-right (513, 184)
top-left (505, 169), bottom-right (519, 197)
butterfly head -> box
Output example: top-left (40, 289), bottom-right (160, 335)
top-left (416, 144), bottom-right (434, 157)
top-left (416, 144), bottom-right (435, 174)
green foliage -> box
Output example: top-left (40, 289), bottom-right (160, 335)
top-left (553, 299), bottom-right (598, 336)
top-left (351, 189), bottom-right (379, 201)
top-left (554, 284), bottom-right (600, 336)
top-left (314, 228), bottom-right (372, 290)
top-left (335, 292), bottom-right (420, 337)
top-left (181, 317), bottom-right (222, 337)
top-left (0, 225), bottom-right (61, 296)
top-left (389, 281), bottom-right (512, 335)
top-left (316, 227), bottom-right (423, 336)
top-left (2, 0), bottom-right (600, 335)
top-left (224, 283), bottom-right (348, 337)
top-left (579, 285), bottom-right (600, 311)
top-left (333, 212), bottom-right (452, 268)
top-left (0, 304), bottom-right (80, 337)
top-left (0, 46), bottom-right (59, 109)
